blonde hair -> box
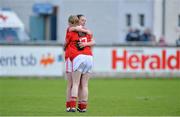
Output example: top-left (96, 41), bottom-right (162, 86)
top-left (68, 15), bottom-right (79, 26)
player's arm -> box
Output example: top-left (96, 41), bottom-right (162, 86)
top-left (69, 26), bottom-right (92, 35)
top-left (85, 39), bottom-right (95, 46)
top-left (64, 33), bottom-right (71, 51)
top-left (79, 38), bottom-right (95, 48)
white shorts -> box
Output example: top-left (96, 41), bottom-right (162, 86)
top-left (72, 54), bottom-right (93, 74)
top-left (65, 58), bottom-right (72, 73)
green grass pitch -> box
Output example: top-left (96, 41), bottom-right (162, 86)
top-left (0, 77), bottom-right (180, 116)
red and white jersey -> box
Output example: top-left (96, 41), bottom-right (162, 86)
top-left (64, 27), bottom-right (71, 60)
top-left (67, 31), bottom-right (93, 61)
top-left (64, 27), bottom-right (73, 72)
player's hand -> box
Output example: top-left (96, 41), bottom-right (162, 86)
top-left (78, 42), bottom-right (87, 48)
top-left (87, 30), bottom-right (92, 35)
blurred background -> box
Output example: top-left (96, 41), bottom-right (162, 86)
top-left (1, 1), bottom-right (180, 116)
top-left (0, 0), bottom-right (180, 77)
top-left (1, 0), bottom-right (180, 44)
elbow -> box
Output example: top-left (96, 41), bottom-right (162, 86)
top-left (92, 40), bottom-right (96, 46)
top-left (88, 31), bottom-right (93, 35)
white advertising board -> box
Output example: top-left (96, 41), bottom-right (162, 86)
top-left (93, 47), bottom-right (180, 73)
top-left (0, 46), bottom-right (64, 76)
top-left (0, 46), bottom-right (179, 77)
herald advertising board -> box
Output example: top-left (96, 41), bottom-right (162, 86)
top-left (93, 47), bottom-right (180, 73)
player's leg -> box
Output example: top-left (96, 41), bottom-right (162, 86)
top-left (69, 70), bottom-right (82, 112)
top-left (65, 58), bottom-right (73, 112)
top-left (65, 72), bottom-right (72, 112)
top-left (78, 58), bottom-right (87, 108)
top-left (77, 77), bottom-right (83, 106)
top-left (77, 55), bottom-right (93, 112)
top-left (77, 73), bottom-right (90, 112)
top-left (69, 55), bottom-right (86, 112)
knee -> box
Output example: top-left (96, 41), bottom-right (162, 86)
top-left (79, 82), bottom-right (83, 90)
top-left (67, 83), bottom-right (72, 90)
top-left (81, 82), bottom-right (88, 88)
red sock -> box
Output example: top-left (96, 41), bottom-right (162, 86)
top-left (78, 101), bottom-right (87, 110)
top-left (70, 97), bottom-right (77, 108)
top-left (66, 101), bottom-right (70, 108)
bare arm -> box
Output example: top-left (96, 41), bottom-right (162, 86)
top-left (64, 33), bottom-right (71, 51)
top-left (85, 39), bottom-right (95, 46)
top-left (69, 26), bottom-right (92, 35)
top-left (79, 38), bottom-right (95, 48)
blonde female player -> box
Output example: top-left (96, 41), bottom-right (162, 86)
top-left (64, 15), bottom-right (94, 112)
top-left (66, 17), bottom-right (94, 112)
